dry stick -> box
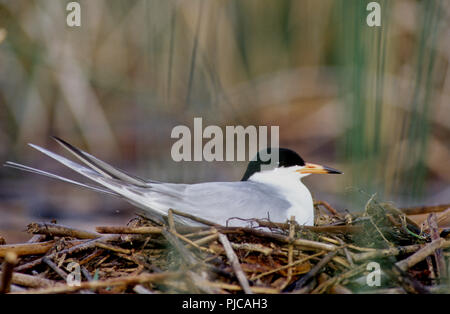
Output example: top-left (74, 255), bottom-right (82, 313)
top-left (314, 200), bottom-right (342, 217)
top-left (359, 287), bottom-right (406, 294)
top-left (161, 229), bottom-right (200, 266)
top-left (315, 273), bottom-right (353, 294)
top-left (171, 208), bottom-right (221, 227)
top-left (218, 233), bottom-right (253, 294)
top-left (400, 204), bottom-right (450, 215)
top-left (311, 263), bottom-right (367, 294)
top-left (280, 216), bottom-right (295, 291)
top-left (292, 250), bottom-right (338, 291)
top-left (336, 237), bottom-right (354, 267)
top-left (231, 243), bottom-right (273, 256)
top-left (351, 244), bottom-right (423, 262)
top-left (27, 234), bottom-right (47, 243)
top-left (81, 266), bottom-right (93, 281)
top-left (254, 219), bottom-right (362, 234)
top-left (368, 216), bottom-right (393, 247)
top-left (183, 229), bottom-right (216, 239)
top-left (15, 271), bottom-right (181, 294)
top-left (9, 284), bottom-right (26, 293)
top-left (188, 231), bottom-right (219, 247)
top-left (0, 251), bottom-right (18, 293)
top-left (396, 239), bottom-right (450, 272)
top-left (425, 255), bottom-right (436, 281)
top-left (167, 209), bottom-right (176, 232)
top-left (174, 231), bottom-right (214, 253)
top-left (427, 213), bottom-right (448, 280)
top-left (319, 236), bottom-right (375, 252)
top-left (220, 227), bottom-right (337, 251)
top-left (387, 265), bottom-right (430, 294)
top-left (96, 226), bottom-right (163, 234)
top-left (0, 272), bottom-right (56, 288)
top-left (42, 257), bottom-right (68, 281)
top-left (167, 209), bottom-right (214, 254)
top-left (15, 235), bottom-right (120, 272)
top-left (95, 243), bottom-right (131, 254)
top-left (133, 285), bottom-right (153, 294)
top-left (200, 280), bottom-right (279, 294)
top-left (252, 251), bottom-right (325, 281)
top-left (0, 241), bottom-right (55, 257)
top-left (27, 222), bottom-right (100, 239)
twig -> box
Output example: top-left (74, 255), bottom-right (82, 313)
top-left (280, 216), bottom-right (295, 290)
top-left (0, 251), bottom-right (18, 293)
top-left (311, 263), bottom-right (367, 294)
top-left (255, 219), bottom-right (362, 233)
top-left (336, 237), bottom-right (354, 267)
top-left (133, 285), bottom-right (153, 294)
top-left (368, 216), bottom-right (393, 247)
top-left (15, 271), bottom-right (182, 294)
top-left (400, 204), bottom-right (450, 215)
top-left (292, 250), bottom-right (338, 291)
top-left (27, 222), bottom-right (100, 239)
top-left (15, 236), bottom-right (119, 271)
top-left (171, 208), bottom-right (221, 227)
top-left (96, 226), bottom-right (163, 234)
top-left (218, 233), bottom-right (253, 294)
top-left (427, 213), bottom-right (447, 281)
top-left (0, 241), bottom-right (55, 257)
top-left (27, 235), bottom-right (47, 243)
top-left (200, 280), bottom-right (278, 294)
top-left (231, 243), bottom-right (273, 256)
top-left (190, 232), bottom-right (218, 247)
top-left (358, 287), bottom-right (406, 294)
top-left (252, 251), bottom-right (325, 280)
top-left (161, 229), bottom-right (200, 266)
top-left (95, 243), bottom-right (131, 254)
top-left (395, 239), bottom-right (450, 272)
top-left (387, 265), bottom-right (430, 294)
top-left (220, 227), bottom-right (337, 251)
top-left (0, 272), bottom-right (56, 288)
top-left (43, 257), bottom-right (68, 280)
top-left (166, 210), bottom-right (215, 254)
top-left (351, 244), bottom-right (423, 262)
top-left (314, 200), bottom-right (342, 217)
top-left (183, 229), bottom-right (216, 238)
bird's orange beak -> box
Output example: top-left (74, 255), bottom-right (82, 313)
top-left (296, 162), bottom-right (343, 174)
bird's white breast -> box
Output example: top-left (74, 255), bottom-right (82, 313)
top-left (248, 167), bottom-right (314, 226)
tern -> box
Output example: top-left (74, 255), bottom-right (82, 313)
top-left (5, 137), bottom-right (342, 227)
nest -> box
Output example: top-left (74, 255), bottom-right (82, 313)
top-left (0, 198), bottom-right (449, 294)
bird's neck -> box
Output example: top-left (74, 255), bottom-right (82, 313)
top-left (248, 168), bottom-right (306, 191)
top-left (248, 168), bottom-right (314, 225)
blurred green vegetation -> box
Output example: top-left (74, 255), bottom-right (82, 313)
top-left (0, 0), bottom-right (448, 219)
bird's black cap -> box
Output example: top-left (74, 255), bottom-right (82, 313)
top-left (241, 148), bottom-right (305, 181)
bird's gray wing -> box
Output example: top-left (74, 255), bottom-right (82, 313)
top-left (142, 181), bottom-right (291, 226)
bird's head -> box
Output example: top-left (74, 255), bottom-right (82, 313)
top-left (241, 147), bottom-right (342, 181)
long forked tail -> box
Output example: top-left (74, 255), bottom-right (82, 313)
top-left (5, 138), bottom-right (175, 224)
top-left (4, 161), bottom-right (117, 196)
top-left (4, 137), bottom-right (154, 201)
top-left (51, 136), bottom-right (151, 186)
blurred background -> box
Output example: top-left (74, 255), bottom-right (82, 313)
top-left (0, 0), bottom-right (448, 242)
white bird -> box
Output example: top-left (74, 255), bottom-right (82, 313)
top-left (4, 137), bottom-right (342, 227)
